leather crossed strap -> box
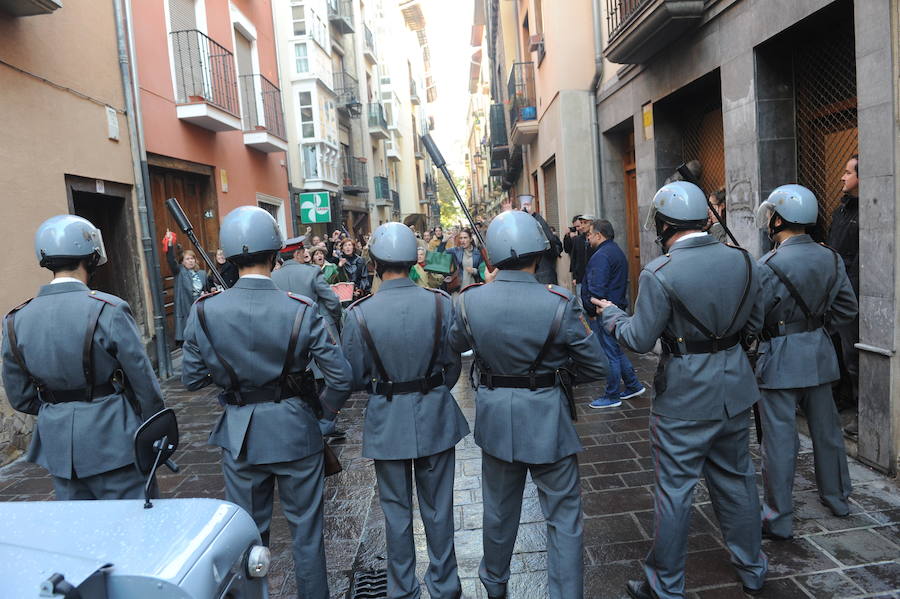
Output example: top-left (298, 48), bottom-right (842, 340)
top-left (353, 291), bottom-right (445, 399)
top-left (760, 250), bottom-right (839, 340)
top-left (655, 249), bottom-right (752, 356)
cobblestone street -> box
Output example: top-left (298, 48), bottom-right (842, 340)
top-left (1, 353), bottom-right (898, 598)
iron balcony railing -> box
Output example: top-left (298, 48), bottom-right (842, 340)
top-left (364, 24), bottom-right (376, 55)
top-left (239, 74), bottom-right (286, 140)
top-left (368, 102), bottom-right (388, 130)
top-left (606, 0), bottom-right (653, 37)
top-left (410, 79), bottom-right (420, 101)
top-left (374, 176), bottom-right (390, 199)
top-left (170, 29), bottom-right (239, 116)
top-left (327, 0), bottom-right (354, 30)
top-left (507, 62), bottom-right (536, 127)
top-left (333, 70), bottom-right (359, 107)
top-left (490, 103), bottom-right (508, 147)
top-left (391, 189), bottom-right (399, 205)
top-left (343, 157), bottom-right (368, 190)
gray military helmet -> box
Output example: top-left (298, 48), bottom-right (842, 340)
top-left (220, 206), bottom-right (284, 259)
top-left (369, 222), bottom-right (418, 264)
top-left (486, 210), bottom-right (549, 267)
top-left (755, 184), bottom-right (819, 228)
top-left (644, 181), bottom-right (709, 230)
top-left (35, 214), bottom-right (108, 268)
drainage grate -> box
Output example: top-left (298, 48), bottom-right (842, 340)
top-left (350, 569), bottom-right (388, 599)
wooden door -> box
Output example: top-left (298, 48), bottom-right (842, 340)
top-left (623, 132), bottom-right (641, 307)
top-left (150, 168), bottom-right (214, 347)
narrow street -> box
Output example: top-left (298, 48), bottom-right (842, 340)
top-left (0, 353), bottom-right (898, 598)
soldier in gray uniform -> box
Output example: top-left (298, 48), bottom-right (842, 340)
top-left (595, 181), bottom-right (768, 599)
top-left (180, 206), bottom-right (352, 599)
top-left (2, 215), bottom-right (164, 500)
top-left (341, 222), bottom-right (469, 599)
top-left (272, 235), bottom-right (342, 330)
top-left (448, 210), bottom-right (607, 599)
top-left (754, 185), bottom-right (857, 539)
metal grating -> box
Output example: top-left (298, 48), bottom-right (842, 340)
top-left (350, 569), bottom-right (387, 599)
top-left (794, 25), bottom-right (858, 227)
top-left (680, 104), bottom-right (725, 195)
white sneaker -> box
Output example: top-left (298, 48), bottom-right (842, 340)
top-left (461, 350), bottom-right (474, 357)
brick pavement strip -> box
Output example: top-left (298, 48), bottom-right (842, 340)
top-left (1, 352), bottom-right (899, 598)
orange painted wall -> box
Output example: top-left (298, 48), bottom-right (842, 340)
top-left (133, 0), bottom-right (290, 218)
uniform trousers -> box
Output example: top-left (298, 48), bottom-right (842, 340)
top-left (374, 448), bottom-right (461, 599)
top-left (645, 410), bottom-right (767, 599)
top-left (759, 384), bottom-right (852, 538)
top-left (480, 451), bottom-right (583, 599)
top-left (52, 464), bottom-right (149, 500)
top-left (223, 449), bottom-right (327, 599)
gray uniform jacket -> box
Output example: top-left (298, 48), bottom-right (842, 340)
top-left (181, 277), bottom-right (352, 464)
top-left (272, 260), bottom-right (342, 327)
top-left (756, 235), bottom-right (858, 389)
top-left (603, 235), bottom-right (764, 421)
top-left (449, 270), bottom-right (607, 464)
top-left (341, 278), bottom-right (468, 460)
top-left (2, 282), bottom-right (164, 478)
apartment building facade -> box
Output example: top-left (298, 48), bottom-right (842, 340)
top-left (594, 0), bottom-right (899, 473)
top-left (133, 0), bottom-right (290, 348)
top-left (480, 0), bottom-right (601, 281)
top-left (272, 0), bottom-right (439, 240)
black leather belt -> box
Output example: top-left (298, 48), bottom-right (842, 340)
top-left (661, 333), bottom-right (741, 356)
top-left (761, 316), bottom-right (824, 340)
top-left (40, 382), bottom-right (117, 404)
top-left (479, 372), bottom-right (557, 390)
top-left (220, 386), bottom-right (305, 406)
top-left (369, 371), bottom-right (445, 396)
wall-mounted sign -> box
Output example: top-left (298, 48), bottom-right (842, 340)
top-left (299, 192), bottom-right (332, 224)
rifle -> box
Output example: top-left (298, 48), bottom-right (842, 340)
top-left (421, 134), bottom-right (494, 272)
top-left (165, 198), bottom-right (229, 289)
top-left (675, 164), bottom-right (763, 443)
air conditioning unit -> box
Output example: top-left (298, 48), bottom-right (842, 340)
top-left (528, 34), bottom-right (544, 53)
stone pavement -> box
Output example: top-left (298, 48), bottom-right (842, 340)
top-left (0, 352), bottom-right (898, 598)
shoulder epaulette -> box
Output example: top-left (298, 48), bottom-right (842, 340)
top-left (5, 298), bottom-right (33, 318)
top-left (646, 254), bottom-right (671, 273)
top-left (460, 282), bottom-right (484, 293)
top-left (760, 249), bottom-right (778, 264)
top-left (546, 285), bottom-right (571, 300)
top-left (286, 291), bottom-right (311, 305)
top-left (87, 290), bottom-right (118, 306)
top-left (196, 289), bottom-right (222, 302)
top-left (425, 287), bottom-right (451, 299)
top-left (819, 242), bottom-right (839, 254)
top-left (346, 293), bottom-right (373, 311)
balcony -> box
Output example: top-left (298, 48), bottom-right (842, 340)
top-left (0, 0), bottom-right (61, 16)
top-left (507, 62), bottom-right (538, 145)
top-left (239, 74), bottom-right (287, 153)
top-left (489, 103), bottom-right (509, 159)
top-left (391, 189), bottom-right (399, 206)
top-left (490, 158), bottom-right (506, 177)
top-left (170, 30), bottom-right (241, 132)
top-left (368, 103), bottom-right (389, 140)
top-left (333, 70), bottom-right (362, 116)
top-left (413, 134), bottom-right (425, 160)
top-left (342, 157), bottom-right (368, 194)
top-left (327, 0), bottom-right (355, 34)
top-left (373, 176), bottom-right (391, 206)
top-left (363, 24), bottom-right (377, 63)
top-left (409, 79), bottom-right (421, 105)
top-left (604, 0), bottom-right (704, 65)
top-left (386, 137), bottom-right (401, 162)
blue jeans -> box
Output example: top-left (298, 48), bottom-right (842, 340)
top-left (591, 318), bottom-right (640, 399)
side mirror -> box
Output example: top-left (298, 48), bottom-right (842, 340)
top-left (133, 408), bottom-right (180, 509)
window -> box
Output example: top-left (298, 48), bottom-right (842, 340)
top-left (303, 144), bottom-right (319, 178)
top-left (309, 10), bottom-right (328, 50)
top-left (292, 5), bottom-right (306, 36)
top-left (294, 43), bottom-right (308, 73)
top-left (299, 91), bottom-right (315, 138)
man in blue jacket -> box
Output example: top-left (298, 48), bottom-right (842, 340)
top-left (582, 220), bottom-right (645, 408)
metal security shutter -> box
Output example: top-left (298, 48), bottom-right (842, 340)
top-left (235, 30), bottom-right (254, 127)
top-left (169, 0), bottom-right (199, 103)
top-left (543, 159), bottom-right (559, 233)
top-left (169, 0), bottom-right (196, 31)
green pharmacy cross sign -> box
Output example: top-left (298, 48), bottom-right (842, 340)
top-left (299, 192), bottom-right (332, 224)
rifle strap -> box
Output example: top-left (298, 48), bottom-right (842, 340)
top-left (4, 300), bottom-right (46, 393)
top-left (352, 307), bottom-right (390, 383)
top-left (82, 298), bottom-right (105, 401)
top-left (529, 297), bottom-right (567, 378)
top-left (276, 304), bottom-right (308, 401)
top-left (424, 292), bottom-right (443, 378)
top-left (765, 259), bottom-right (813, 319)
top-left (196, 300), bottom-right (242, 395)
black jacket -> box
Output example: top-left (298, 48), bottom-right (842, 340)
top-left (826, 194), bottom-right (859, 297)
top-left (563, 232), bottom-right (595, 283)
top-left (532, 212), bottom-right (562, 285)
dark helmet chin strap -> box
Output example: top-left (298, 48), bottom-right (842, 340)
top-left (767, 211), bottom-right (790, 241)
top-left (654, 215), bottom-right (682, 251)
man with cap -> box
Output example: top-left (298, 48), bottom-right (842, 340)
top-left (341, 222), bottom-right (469, 599)
top-left (449, 210), bottom-right (607, 599)
top-left (3, 215), bottom-right (164, 499)
top-left (754, 184), bottom-right (857, 540)
top-left (563, 213), bottom-right (596, 298)
top-left (595, 181), bottom-right (768, 599)
top-left (181, 206), bottom-right (352, 599)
